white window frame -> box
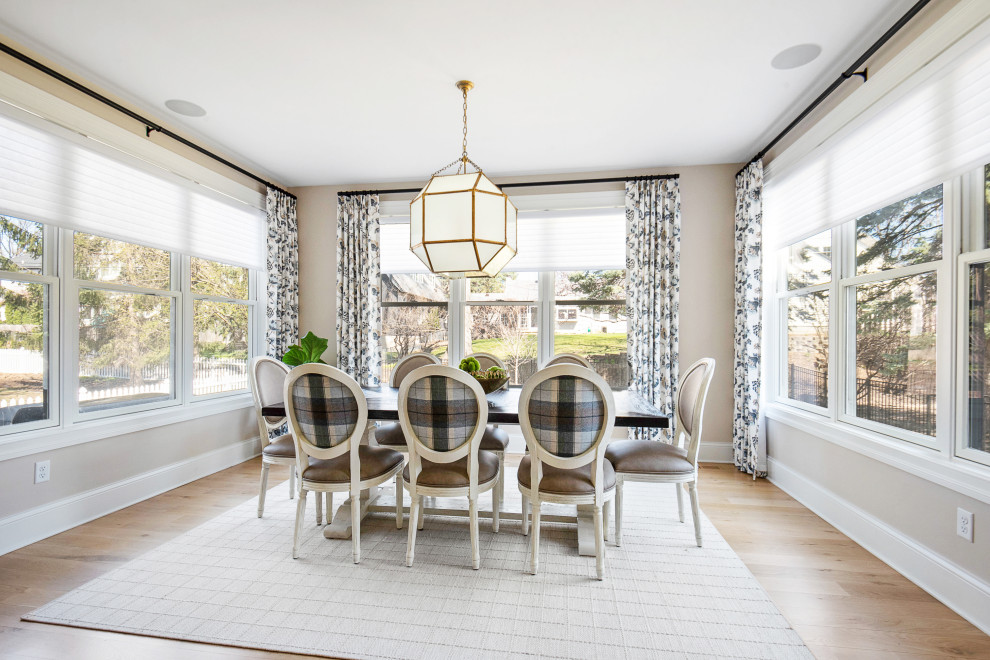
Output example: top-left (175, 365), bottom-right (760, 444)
top-left (184, 256), bottom-right (256, 402)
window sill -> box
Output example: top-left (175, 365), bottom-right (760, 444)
top-left (765, 403), bottom-right (990, 505)
top-left (0, 394), bottom-right (255, 462)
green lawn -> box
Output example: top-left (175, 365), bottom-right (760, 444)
top-left (469, 333), bottom-right (626, 361)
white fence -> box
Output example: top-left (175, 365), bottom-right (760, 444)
top-left (0, 348), bottom-right (43, 374)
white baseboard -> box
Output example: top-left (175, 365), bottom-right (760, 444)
top-left (0, 437), bottom-right (260, 556)
top-left (768, 456), bottom-right (990, 636)
top-left (699, 441), bottom-right (733, 463)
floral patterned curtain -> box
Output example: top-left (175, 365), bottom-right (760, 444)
top-left (733, 161), bottom-right (766, 477)
top-left (336, 194), bottom-right (382, 387)
top-left (266, 188), bottom-right (299, 358)
top-left (625, 178), bottom-right (680, 441)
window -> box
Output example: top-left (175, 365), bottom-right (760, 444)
top-left (466, 272), bottom-right (538, 386)
top-left (190, 258), bottom-right (251, 397)
top-left (963, 165), bottom-right (990, 465)
top-left (74, 233), bottom-right (175, 414)
top-left (554, 270), bottom-right (627, 390)
top-left (781, 229), bottom-right (830, 409)
top-left (0, 216), bottom-right (52, 429)
top-left (381, 273), bottom-right (449, 384)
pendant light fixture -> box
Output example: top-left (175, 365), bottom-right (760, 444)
top-left (410, 80), bottom-right (517, 278)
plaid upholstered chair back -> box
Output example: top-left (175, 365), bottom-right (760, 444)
top-left (675, 358), bottom-right (716, 465)
top-left (398, 365), bottom-right (488, 464)
top-left (284, 364), bottom-right (368, 463)
top-left (523, 371), bottom-right (609, 459)
top-left (389, 352), bottom-right (441, 388)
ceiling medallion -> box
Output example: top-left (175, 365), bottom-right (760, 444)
top-left (409, 80), bottom-right (517, 278)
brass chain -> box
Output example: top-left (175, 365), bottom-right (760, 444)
top-left (460, 86), bottom-right (469, 173)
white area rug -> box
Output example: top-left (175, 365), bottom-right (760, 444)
top-left (24, 477), bottom-right (812, 659)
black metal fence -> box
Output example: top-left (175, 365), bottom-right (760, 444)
top-left (787, 363), bottom-right (936, 436)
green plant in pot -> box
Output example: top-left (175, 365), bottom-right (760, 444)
top-left (282, 331), bottom-right (329, 366)
top-left (459, 358), bottom-right (508, 394)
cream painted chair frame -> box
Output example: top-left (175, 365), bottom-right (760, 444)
top-left (518, 364), bottom-right (616, 580)
top-left (248, 356), bottom-right (295, 518)
top-left (543, 353), bottom-right (594, 369)
top-left (464, 351), bottom-right (508, 520)
top-left (613, 357), bottom-right (715, 548)
top-left (399, 365), bottom-right (499, 570)
top-left (284, 364), bottom-right (403, 563)
top-left (381, 351), bottom-right (441, 529)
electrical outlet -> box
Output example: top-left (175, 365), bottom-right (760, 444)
top-left (34, 459), bottom-right (50, 484)
top-left (957, 508), bottom-right (973, 542)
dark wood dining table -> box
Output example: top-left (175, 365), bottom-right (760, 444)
top-left (263, 385), bottom-right (669, 555)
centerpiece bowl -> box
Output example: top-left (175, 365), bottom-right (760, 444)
top-left (473, 375), bottom-right (509, 394)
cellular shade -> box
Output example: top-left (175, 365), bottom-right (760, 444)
top-left (0, 107), bottom-right (265, 269)
top-left (382, 206), bottom-right (624, 274)
top-left (764, 25), bottom-right (990, 249)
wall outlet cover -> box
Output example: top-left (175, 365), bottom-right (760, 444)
top-left (957, 508), bottom-right (973, 542)
top-left (34, 459), bottom-right (50, 484)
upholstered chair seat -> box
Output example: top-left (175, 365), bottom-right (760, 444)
top-left (303, 446), bottom-right (404, 483)
top-left (606, 358), bottom-right (716, 548)
top-left (261, 434), bottom-right (296, 458)
top-left (402, 450), bottom-right (499, 488)
top-left (517, 455), bottom-right (616, 494)
top-left (604, 440), bottom-right (694, 475)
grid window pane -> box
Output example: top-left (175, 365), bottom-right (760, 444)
top-left (966, 262), bottom-right (990, 456)
top-left (74, 232), bottom-right (171, 290)
top-left (466, 305), bottom-right (537, 385)
top-left (984, 164), bottom-right (990, 249)
top-left (856, 185), bottom-right (943, 276)
top-left (193, 300), bottom-right (249, 396)
top-left (854, 273), bottom-right (936, 436)
top-left (0, 216), bottom-right (43, 275)
top-left (468, 271), bottom-right (537, 302)
top-left (555, 270), bottom-right (628, 390)
top-left (382, 305), bottom-right (448, 384)
top-left (0, 279), bottom-right (49, 425)
top-left (786, 230), bottom-right (831, 289)
top-left (383, 273), bottom-right (449, 303)
top-left (786, 291), bottom-right (828, 407)
top-left (78, 289), bottom-right (172, 412)
top-left (191, 257), bottom-right (249, 299)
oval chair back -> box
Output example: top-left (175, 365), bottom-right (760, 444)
top-left (465, 351), bottom-right (508, 389)
top-left (283, 364), bottom-right (369, 485)
top-left (543, 353), bottom-right (593, 369)
top-left (518, 364), bottom-right (615, 499)
top-left (389, 352), bottom-right (441, 388)
top-left (398, 365), bottom-right (488, 480)
top-left (248, 356), bottom-right (291, 442)
top-left (677, 358), bottom-right (716, 467)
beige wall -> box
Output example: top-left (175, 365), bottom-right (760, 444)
top-left (291, 163), bottom-right (740, 446)
top-left (768, 418), bottom-right (990, 584)
top-left (0, 409), bottom-right (257, 520)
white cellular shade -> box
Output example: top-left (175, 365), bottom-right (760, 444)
top-left (382, 207), bottom-right (624, 274)
top-left (0, 108), bottom-right (266, 270)
top-left (765, 28), bottom-right (990, 249)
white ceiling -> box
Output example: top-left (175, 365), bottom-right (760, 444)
top-left (0, 0), bottom-right (908, 188)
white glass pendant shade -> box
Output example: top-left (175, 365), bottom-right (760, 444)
top-left (410, 171), bottom-right (517, 277)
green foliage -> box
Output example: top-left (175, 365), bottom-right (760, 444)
top-left (282, 331), bottom-right (329, 366)
top-left (856, 185), bottom-right (943, 273)
top-left (565, 270), bottom-right (625, 313)
top-left (0, 216), bottom-right (42, 272)
top-left (459, 357), bottom-right (481, 373)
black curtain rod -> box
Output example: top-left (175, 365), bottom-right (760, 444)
top-left (736, 0), bottom-right (931, 179)
top-left (337, 173), bottom-right (679, 197)
top-left (0, 41), bottom-right (296, 201)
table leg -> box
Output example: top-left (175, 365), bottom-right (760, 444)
top-left (324, 486), bottom-right (381, 539)
top-left (576, 504), bottom-right (597, 556)
top-left (324, 421), bottom-right (381, 539)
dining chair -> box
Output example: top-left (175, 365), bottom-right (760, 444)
top-left (248, 356), bottom-right (295, 518)
top-left (517, 364), bottom-right (616, 580)
top-left (605, 358), bottom-right (715, 547)
top-left (284, 364), bottom-right (404, 562)
top-left (543, 353), bottom-right (593, 369)
top-left (399, 365), bottom-right (499, 569)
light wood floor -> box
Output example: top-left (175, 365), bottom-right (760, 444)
top-left (1, 459), bottom-right (988, 659)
